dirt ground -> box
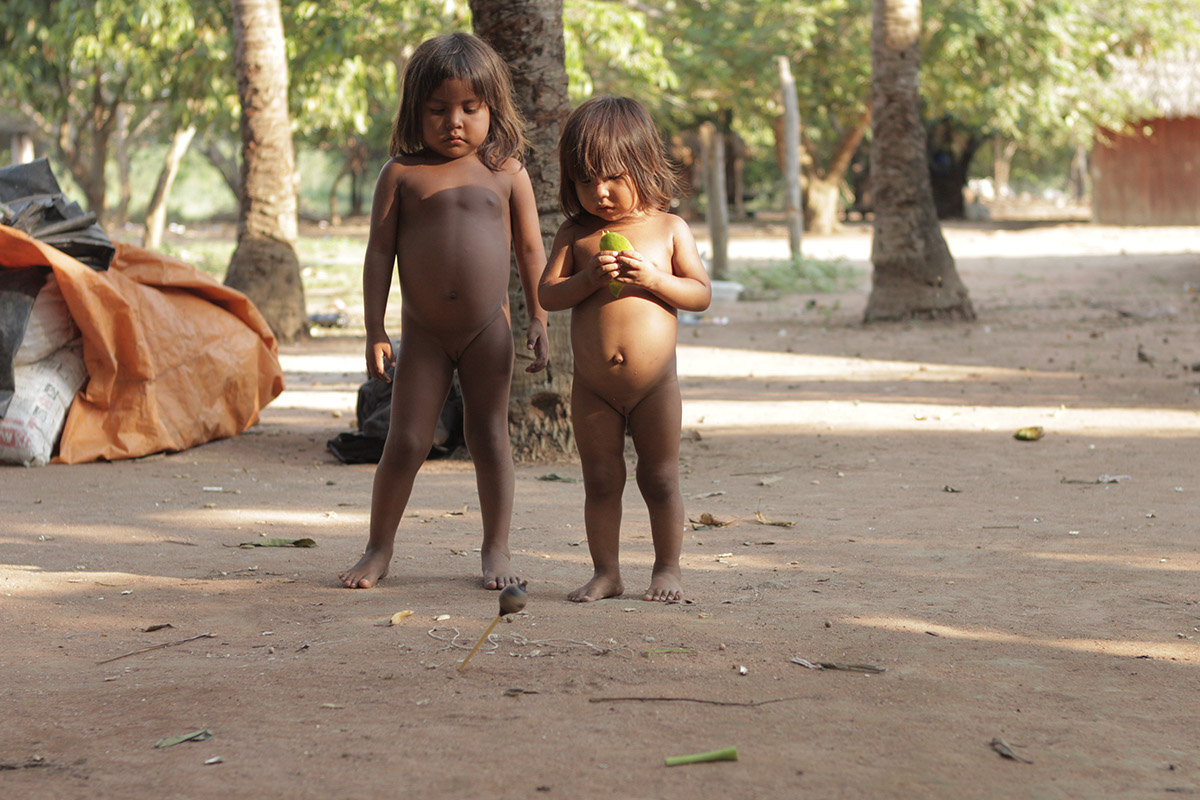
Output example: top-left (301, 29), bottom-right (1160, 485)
top-left (3, 220), bottom-right (1199, 799)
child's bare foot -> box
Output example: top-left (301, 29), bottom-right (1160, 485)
top-left (643, 567), bottom-right (682, 602)
top-left (339, 548), bottom-right (391, 589)
top-left (568, 573), bottom-right (624, 603)
top-left (482, 547), bottom-right (521, 590)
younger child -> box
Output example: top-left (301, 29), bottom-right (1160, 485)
top-left (339, 33), bottom-right (549, 590)
top-left (539, 96), bottom-right (711, 602)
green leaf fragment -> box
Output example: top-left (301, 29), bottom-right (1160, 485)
top-left (665, 745), bottom-right (739, 766)
top-left (155, 729), bottom-right (213, 749)
top-left (642, 647), bottom-right (699, 657)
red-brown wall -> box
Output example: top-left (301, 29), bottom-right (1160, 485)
top-left (1092, 116), bottom-right (1200, 225)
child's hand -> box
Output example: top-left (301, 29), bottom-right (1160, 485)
top-left (366, 335), bottom-right (395, 383)
top-left (591, 250), bottom-right (622, 292)
top-left (524, 318), bottom-right (549, 373)
top-left (608, 249), bottom-right (657, 293)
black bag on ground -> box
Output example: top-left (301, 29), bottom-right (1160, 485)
top-left (326, 347), bottom-right (464, 464)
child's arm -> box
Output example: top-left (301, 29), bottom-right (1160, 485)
top-left (508, 162), bottom-right (549, 373)
top-left (362, 160), bottom-right (403, 382)
top-left (539, 224), bottom-right (619, 311)
top-left (613, 216), bottom-right (712, 312)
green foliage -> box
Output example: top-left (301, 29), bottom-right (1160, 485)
top-left (564, 0), bottom-right (677, 102)
top-left (157, 237), bottom-right (236, 279)
top-left (735, 255), bottom-right (858, 298)
top-left (5, 0), bottom-right (1199, 228)
top-left (284, 0), bottom-right (470, 147)
top-left (921, 0), bottom-right (1200, 150)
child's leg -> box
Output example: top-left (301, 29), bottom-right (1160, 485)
top-left (339, 331), bottom-right (455, 588)
top-left (456, 310), bottom-right (520, 589)
top-left (568, 382), bottom-right (629, 602)
top-left (627, 377), bottom-right (685, 601)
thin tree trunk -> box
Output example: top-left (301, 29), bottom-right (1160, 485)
top-left (778, 57), bottom-right (803, 258)
top-left (700, 121), bottom-right (729, 281)
top-left (328, 163), bottom-right (349, 225)
top-left (226, 0), bottom-right (307, 343)
top-left (805, 111), bottom-right (870, 234)
top-left (201, 140), bottom-right (243, 203)
top-left (992, 135), bottom-right (1017, 197)
top-left (142, 124), bottom-right (197, 250)
top-left (12, 132), bottom-right (35, 165)
top-left (865, 0), bottom-right (974, 322)
top-left (470, 0), bottom-right (575, 461)
top-left (114, 104), bottom-right (133, 223)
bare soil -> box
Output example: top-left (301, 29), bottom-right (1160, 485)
top-left (3, 220), bottom-right (1199, 799)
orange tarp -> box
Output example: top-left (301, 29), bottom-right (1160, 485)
top-left (1, 225), bottom-right (284, 463)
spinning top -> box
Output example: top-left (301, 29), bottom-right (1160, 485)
top-left (457, 582), bottom-right (528, 672)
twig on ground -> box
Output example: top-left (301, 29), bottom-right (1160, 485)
top-left (588, 696), bottom-right (803, 707)
top-left (96, 632), bottom-right (215, 664)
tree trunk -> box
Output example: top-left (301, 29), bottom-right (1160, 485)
top-left (201, 139), bottom-right (243, 203)
top-left (992, 135), bottom-right (1017, 197)
top-left (778, 57), bottom-right (803, 257)
top-left (806, 176), bottom-right (842, 235)
top-left (57, 80), bottom-right (119, 226)
top-left (700, 121), bottom-right (730, 280)
top-left (927, 118), bottom-right (982, 219)
top-left (114, 104), bottom-right (133, 223)
top-left (1068, 142), bottom-right (1089, 201)
top-left (143, 125), bottom-right (197, 250)
top-left (327, 139), bottom-right (369, 224)
top-left (865, 0), bottom-right (974, 322)
top-left (470, 0), bottom-right (575, 461)
top-left (807, 111), bottom-right (872, 234)
top-left (226, 0), bottom-right (308, 343)
top-left (12, 132), bottom-right (35, 165)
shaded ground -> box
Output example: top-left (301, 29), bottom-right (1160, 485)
top-left (3, 220), bottom-right (1199, 799)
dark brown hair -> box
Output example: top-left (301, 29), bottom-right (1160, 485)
top-left (558, 96), bottom-right (681, 224)
top-left (389, 32), bottom-right (526, 171)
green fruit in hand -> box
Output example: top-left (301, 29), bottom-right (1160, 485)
top-left (599, 230), bottom-right (632, 252)
top-left (600, 231), bottom-right (632, 298)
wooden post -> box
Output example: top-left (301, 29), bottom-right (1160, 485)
top-left (778, 56), bottom-right (803, 258)
top-left (700, 121), bottom-right (729, 280)
top-left (11, 132), bottom-right (34, 166)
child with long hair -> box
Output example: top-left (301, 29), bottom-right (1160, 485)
top-left (539, 96), bottom-right (711, 602)
top-left (339, 32), bottom-right (549, 590)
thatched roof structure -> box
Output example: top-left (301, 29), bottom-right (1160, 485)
top-left (1107, 52), bottom-right (1200, 119)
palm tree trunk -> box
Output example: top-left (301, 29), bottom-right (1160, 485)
top-left (470, 0), bottom-right (575, 461)
top-left (226, 0), bottom-right (307, 343)
top-left (865, 0), bottom-right (974, 321)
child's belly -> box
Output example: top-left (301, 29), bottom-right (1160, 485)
top-left (395, 186), bottom-right (512, 333)
top-left (571, 297), bottom-right (679, 407)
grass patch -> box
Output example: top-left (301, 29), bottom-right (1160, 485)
top-left (157, 238), bottom-right (236, 280)
top-left (734, 254), bottom-right (857, 299)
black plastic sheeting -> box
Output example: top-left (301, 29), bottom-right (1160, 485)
top-left (1, 158), bottom-right (114, 416)
top-left (0, 265), bottom-right (49, 415)
top-left (0, 158), bottom-right (115, 271)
